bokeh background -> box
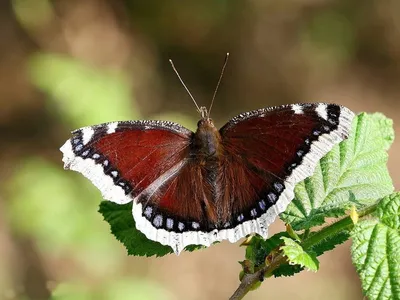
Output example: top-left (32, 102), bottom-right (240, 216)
top-left (1, 0), bottom-right (399, 299)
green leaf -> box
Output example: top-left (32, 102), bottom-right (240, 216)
top-left (99, 201), bottom-right (173, 257)
top-left (351, 193), bottom-right (400, 300)
top-left (370, 113), bottom-right (395, 151)
top-left (280, 237), bottom-right (319, 272)
top-left (376, 193), bottom-right (400, 229)
top-left (245, 233), bottom-right (288, 267)
top-left (244, 234), bottom-right (303, 277)
top-left (281, 113), bottom-right (394, 230)
top-left (309, 231), bottom-right (350, 257)
top-left (245, 225), bottom-right (350, 278)
top-left (272, 264), bottom-right (303, 278)
top-left (99, 201), bottom-right (203, 257)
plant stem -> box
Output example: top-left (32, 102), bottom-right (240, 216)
top-left (230, 254), bottom-right (287, 300)
top-left (229, 203), bottom-right (379, 300)
top-left (302, 202), bottom-right (378, 249)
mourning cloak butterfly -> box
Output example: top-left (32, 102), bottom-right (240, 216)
top-left (60, 102), bottom-right (354, 254)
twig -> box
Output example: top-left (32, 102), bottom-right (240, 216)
top-left (230, 254), bottom-right (287, 300)
top-left (229, 203), bottom-right (379, 299)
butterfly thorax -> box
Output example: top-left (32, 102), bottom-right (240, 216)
top-left (193, 118), bottom-right (223, 160)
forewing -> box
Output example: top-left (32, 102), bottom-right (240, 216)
top-left (60, 120), bottom-right (193, 204)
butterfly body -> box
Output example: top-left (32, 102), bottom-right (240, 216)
top-left (60, 103), bottom-right (354, 254)
top-left (191, 111), bottom-right (227, 224)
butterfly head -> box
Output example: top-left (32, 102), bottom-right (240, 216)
top-left (197, 106), bottom-right (215, 129)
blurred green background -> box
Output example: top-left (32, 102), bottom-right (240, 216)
top-left (1, 0), bottom-right (399, 299)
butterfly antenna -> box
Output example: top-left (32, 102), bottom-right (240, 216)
top-left (169, 59), bottom-right (201, 113)
top-left (208, 52), bottom-right (229, 117)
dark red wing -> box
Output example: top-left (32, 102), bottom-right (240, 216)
top-left (136, 160), bottom-right (218, 230)
top-left (61, 119), bottom-right (224, 253)
top-left (91, 125), bottom-right (189, 198)
top-left (219, 103), bottom-right (354, 225)
top-left (60, 120), bottom-right (193, 204)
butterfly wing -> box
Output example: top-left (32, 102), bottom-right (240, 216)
top-left (61, 120), bottom-right (193, 205)
top-left (217, 103), bottom-right (355, 240)
top-left (61, 120), bottom-right (222, 254)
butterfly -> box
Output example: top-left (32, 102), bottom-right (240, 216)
top-left (60, 55), bottom-right (354, 254)
top-left (60, 102), bottom-right (354, 254)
